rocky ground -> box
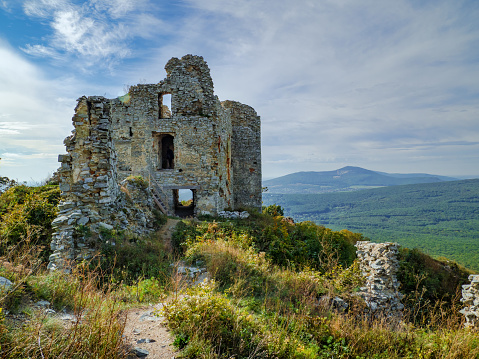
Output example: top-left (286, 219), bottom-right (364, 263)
top-left (123, 304), bottom-right (178, 358)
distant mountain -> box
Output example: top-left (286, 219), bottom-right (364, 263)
top-left (375, 171), bottom-right (457, 182)
top-left (263, 166), bottom-right (458, 194)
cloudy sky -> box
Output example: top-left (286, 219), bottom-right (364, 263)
top-left (1, 0), bottom-right (478, 182)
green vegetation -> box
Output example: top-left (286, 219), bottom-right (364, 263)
top-left (0, 178), bottom-right (477, 358)
top-left (0, 179), bottom-right (172, 357)
top-left (124, 175), bottom-right (149, 189)
top-left (0, 183), bottom-right (60, 262)
top-left (163, 209), bottom-right (475, 358)
top-left (263, 179), bottom-right (479, 270)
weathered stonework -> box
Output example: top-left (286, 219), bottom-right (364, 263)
top-left (355, 241), bottom-right (404, 314)
top-left (49, 55), bottom-right (261, 270)
top-left (460, 275), bottom-right (479, 328)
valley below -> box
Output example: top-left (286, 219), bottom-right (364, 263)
top-left (263, 177), bottom-right (479, 271)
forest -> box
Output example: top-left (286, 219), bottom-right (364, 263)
top-left (263, 178), bottom-right (479, 271)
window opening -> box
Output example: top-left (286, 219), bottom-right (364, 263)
top-left (158, 93), bottom-right (172, 119)
top-left (173, 189), bottom-right (195, 218)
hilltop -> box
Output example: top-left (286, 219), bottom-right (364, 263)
top-left (264, 166), bottom-right (458, 194)
top-left (0, 181), bottom-right (478, 358)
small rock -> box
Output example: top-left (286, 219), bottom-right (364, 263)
top-left (34, 300), bottom-right (51, 308)
top-left (98, 222), bottom-right (114, 231)
top-left (132, 347), bottom-right (149, 357)
top-left (0, 277), bottom-right (13, 292)
top-left (60, 314), bottom-right (75, 321)
top-left (137, 338), bottom-right (156, 344)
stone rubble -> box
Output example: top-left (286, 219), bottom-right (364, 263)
top-left (217, 210), bottom-right (250, 219)
top-left (355, 241), bottom-right (404, 314)
top-left (176, 265), bottom-right (209, 286)
top-left (319, 295), bottom-right (349, 313)
top-left (460, 274), bottom-right (479, 328)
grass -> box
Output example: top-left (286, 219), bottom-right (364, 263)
top-left (163, 237), bottom-right (479, 358)
top-left (1, 179), bottom-right (478, 358)
top-left (0, 223), bottom-right (173, 358)
top-left (0, 265), bottom-right (129, 358)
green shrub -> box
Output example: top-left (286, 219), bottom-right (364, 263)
top-left (125, 175), bottom-right (149, 189)
top-left (171, 220), bottom-right (199, 255)
top-left (263, 204), bottom-right (284, 217)
top-left (93, 229), bottom-right (171, 287)
top-left (0, 184), bottom-right (60, 262)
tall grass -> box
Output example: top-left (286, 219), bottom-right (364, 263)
top-left (164, 236), bottom-right (479, 359)
top-left (0, 262), bottom-right (129, 358)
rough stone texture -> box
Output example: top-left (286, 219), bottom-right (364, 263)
top-left (460, 274), bottom-right (479, 328)
top-left (50, 55), bottom-right (261, 271)
top-left (222, 101), bottom-right (261, 210)
top-left (355, 241), bottom-right (404, 314)
top-left (110, 55), bottom-right (261, 215)
top-left (0, 276), bottom-right (13, 293)
top-left (217, 210), bottom-right (250, 219)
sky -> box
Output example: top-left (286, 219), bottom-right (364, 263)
top-left (0, 0), bottom-right (478, 182)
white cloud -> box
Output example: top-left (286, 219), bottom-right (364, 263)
top-left (23, 0), bottom-right (69, 18)
top-left (21, 44), bottom-right (63, 59)
top-left (7, 0), bottom-right (479, 179)
top-left (50, 9), bottom-right (130, 59)
top-left (21, 0), bottom-right (165, 69)
top-left (90, 0), bottom-right (149, 19)
top-left (0, 121), bottom-right (35, 136)
top-left (0, 39), bottom-right (74, 181)
top-left (160, 0), bottom-right (479, 177)
top-left (1, 0), bottom-right (11, 11)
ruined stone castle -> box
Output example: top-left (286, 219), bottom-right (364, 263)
top-left (49, 55), bottom-right (261, 270)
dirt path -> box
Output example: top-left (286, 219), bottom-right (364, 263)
top-left (123, 303), bottom-right (178, 358)
top-left (123, 219), bottom-right (181, 358)
top-left (158, 218), bottom-right (180, 253)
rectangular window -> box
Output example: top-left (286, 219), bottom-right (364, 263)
top-left (159, 93), bottom-right (172, 119)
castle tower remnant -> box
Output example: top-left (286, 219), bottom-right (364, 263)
top-left (49, 55), bottom-right (262, 270)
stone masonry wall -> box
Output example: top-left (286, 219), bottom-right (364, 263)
top-left (460, 274), bottom-right (479, 328)
top-left (222, 100), bottom-right (262, 210)
top-left (50, 55), bottom-right (262, 270)
top-left (355, 241), bottom-right (404, 314)
top-left (50, 97), bottom-right (158, 271)
top-left (110, 55), bottom-right (239, 215)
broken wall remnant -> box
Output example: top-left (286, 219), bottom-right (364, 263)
top-left (50, 55), bottom-right (262, 270)
top-left (355, 241), bottom-right (404, 314)
top-left (222, 101), bottom-right (262, 210)
top-left (460, 275), bottom-right (479, 328)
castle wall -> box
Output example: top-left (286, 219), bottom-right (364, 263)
top-left (109, 55), bottom-right (235, 215)
top-left (460, 275), bottom-right (479, 327)
top-left (50, 55), bottom-right (261, 270)
top-left (50, 96), bottom-right (155, 270)
top-left (223, 101), bottom-right (262, 210)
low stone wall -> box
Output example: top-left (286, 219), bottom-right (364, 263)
top-left (355, 241), bottom-right (404, 314)
top-left (460, 274), bottom-right (479, 328)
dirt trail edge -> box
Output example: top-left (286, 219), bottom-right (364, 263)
top-left (123, 218), bottom-right (181, 358)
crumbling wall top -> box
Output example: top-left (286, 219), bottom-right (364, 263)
top-left (164, 55), bottom-right (216, 117)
